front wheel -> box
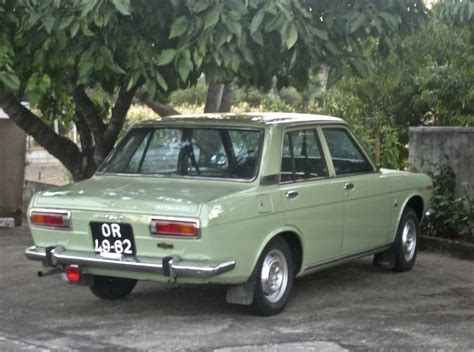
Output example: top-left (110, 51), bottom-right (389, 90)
top-left (90, 276), bottom-right (137, 299)
top-left (252, 237), bottom-right (294, 316)
top-left (391, 207), bottom-right (419, 272)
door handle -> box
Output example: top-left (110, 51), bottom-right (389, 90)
top-left (285, 190), bottom-right (299, 199)
top-left (344, 182), bottom-right (355, 191)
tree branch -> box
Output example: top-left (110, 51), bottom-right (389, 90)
top-left (101, 81), bottom-right (141, 156)
top-left (135, 88), bottom-right (180, 117)
top-left (0, 92), bottom-right (86, 179)
top-left (73, 106), bottom-right (94, 157)
top-left (71, 85), bottom-right (106, 142)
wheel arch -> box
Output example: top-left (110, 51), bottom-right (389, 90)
top-left (391, 193), bottom-right (424, 242)
top-left (405, 195), bottom-right (424, 222)
top-left (254, 226), bottom-right (305, 277)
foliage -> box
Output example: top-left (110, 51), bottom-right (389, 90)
top-left (0, 0), bottom-right (427, 180)
top-left (169, 79), bottom-right (208, 107)
top-left (422, 158), bottom-right (473, 240)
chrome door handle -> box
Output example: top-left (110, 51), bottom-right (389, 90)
top-left (286, 190), bottom-right (299, 199)
top-left (344, 182), bottom-right (355, 191)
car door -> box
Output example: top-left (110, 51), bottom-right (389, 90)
top-left (321, 127), bottom-right (393, 255)
top-left (279, 127), bottom-right (345, 266)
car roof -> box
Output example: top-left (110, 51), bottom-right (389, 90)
top-left (134, 112), bottom-right (345, 128)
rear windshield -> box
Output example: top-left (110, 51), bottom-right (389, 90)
top-left (97, 127), bottom-right (263, 180)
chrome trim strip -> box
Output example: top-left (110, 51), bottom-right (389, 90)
top-left (304, 244), bottom-right (392, 272)
top-left (24, 246), bottom-right (235, 278)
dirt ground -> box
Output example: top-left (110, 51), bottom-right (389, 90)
top-left (0, 226), bottom-right (473, 351)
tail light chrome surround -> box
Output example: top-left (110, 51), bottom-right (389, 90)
top-left (30, 209), bottom-right (71, 230)
top-left (149, 216), bottom-right (200, 239)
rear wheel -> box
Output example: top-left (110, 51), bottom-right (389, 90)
top-left (252, 237), bottom-right (294, 316)
top-left (90, 276), bottom-right (137, 299)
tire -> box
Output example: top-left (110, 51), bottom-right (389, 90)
top-left (392, 207), bottom-right (419, 272)
top-left (252, 237), bottom-right (294, 316)
top-left (90, 276), bottom-right (137, 299)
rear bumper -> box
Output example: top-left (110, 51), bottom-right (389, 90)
top-left (24, 246), bottom-right (235, 279)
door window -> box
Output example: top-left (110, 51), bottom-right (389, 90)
top-left (323, 128), bottom-right (373, 175)
top-left (281, 129), bottom-right (328, 182)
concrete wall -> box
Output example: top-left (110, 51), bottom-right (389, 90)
top-left (0, 119), bottom-right (27, 226)
top-left (409, 127), bottom-right (474, 199)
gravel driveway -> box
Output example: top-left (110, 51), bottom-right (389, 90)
top-left (0, 227), bottom-right (472, 351)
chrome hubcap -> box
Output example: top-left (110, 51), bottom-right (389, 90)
top-left (260, 249), bottom-right (288, 303)
top-left (402, 219), bottom-right (417, 262)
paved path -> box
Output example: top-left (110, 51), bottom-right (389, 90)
top-left (0, 227), bottom-right (473, 351)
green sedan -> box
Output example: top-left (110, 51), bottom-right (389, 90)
top-left (25, 113), bottom-right (432, 315)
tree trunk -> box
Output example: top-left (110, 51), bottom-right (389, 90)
top-left (0, 93), bottom-right (88, 180)
top-left (204, 83), bottom-right (224, 113)
top-left (218, 82), bottom-right (237, 112)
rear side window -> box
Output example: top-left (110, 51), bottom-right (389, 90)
top-left (323, 128), bottom-right (373, 175)
top-left (281, 128), bottom-right (328, 182)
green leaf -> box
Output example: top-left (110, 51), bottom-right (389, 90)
top-left (286, 24), bottom-right (298, 49)
top-left (324, 41), bottom-right (342, 56)
top-left (178, 58), bottom-right (191, 82)
top-left (250, 9), bottom-right (265, 34)
top-left (169, 17), bottom-right (187, 39)
top-left (58, 16), bottom-right (74, 30)
top-left (70, 22), bottom-right (80, 37)
top-left (108, 63), bottom-right (126, 74)
top-left (0, 72), bottom-right (21, 91)
top-left (204, 9), bottom-right (220, 29)
top-left (112, 0), bottom-right (131, 16)
top-left (157, 49), bottom-right (176, 66)
top-left (347, 13), bottom-right (367, 34)
top-left (379, 11), bottom-right (398, 30)
top-left (231, 53), bottom-right (240, 71)
top-left (251, 30), bottom-right (264, 46)
top-left (349, 58), bottom-right (369, 78)
top-left (99, 46), bottom-right (114, 64)
top-left (242, 48), bottom-right (254, 65)
top-left (43, 16), bottom-right (55, 34)
top-left (225, 20), bottom-right (242, 38)
top-left (155, 72), bottom-right (168, 92)
top-left (311, 27), bottom-right (329, 41)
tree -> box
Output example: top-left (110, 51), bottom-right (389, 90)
top-left (0, 0), bottom-right (426, 180)
top-left (312, 10), bottom-right (473, 168)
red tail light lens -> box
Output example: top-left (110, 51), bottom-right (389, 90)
top-left (65, 265), bottom-right (81, 282)
top-left (150, 218), bottom-right (199, 238)
top-left (30, 210), bottom-right (70, 229)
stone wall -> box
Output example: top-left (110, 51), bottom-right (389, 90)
top-left (409, 127), bottom-right (474, 199)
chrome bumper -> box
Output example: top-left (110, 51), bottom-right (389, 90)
top-left (24, 246), bottom-right (235, 279)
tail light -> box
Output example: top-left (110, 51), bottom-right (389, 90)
top-left (30, 210), bottom-right (71, 229)
top-left (149, 217), bottom-right (199, 238)
top-left (65, 265), bottom-right (81, 282)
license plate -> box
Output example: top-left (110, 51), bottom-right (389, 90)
top-left (90, 222), bottom-right (136, 256)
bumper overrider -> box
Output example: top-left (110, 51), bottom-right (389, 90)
top-left (24, 246), bottom-right (236, 279)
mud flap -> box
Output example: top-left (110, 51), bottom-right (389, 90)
top-left (226, 280), bottom-right (255, 305)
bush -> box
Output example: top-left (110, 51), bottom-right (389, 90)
top-left (169, 79), bottom-right (207, 106)
top-left (422, 158), bottom-right (473, 241)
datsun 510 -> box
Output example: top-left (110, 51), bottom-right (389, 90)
top-left (25, 113), bottom-right (432, 315)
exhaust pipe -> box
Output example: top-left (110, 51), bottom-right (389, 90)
top-left (37, 268), bottom-right (58, 277)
